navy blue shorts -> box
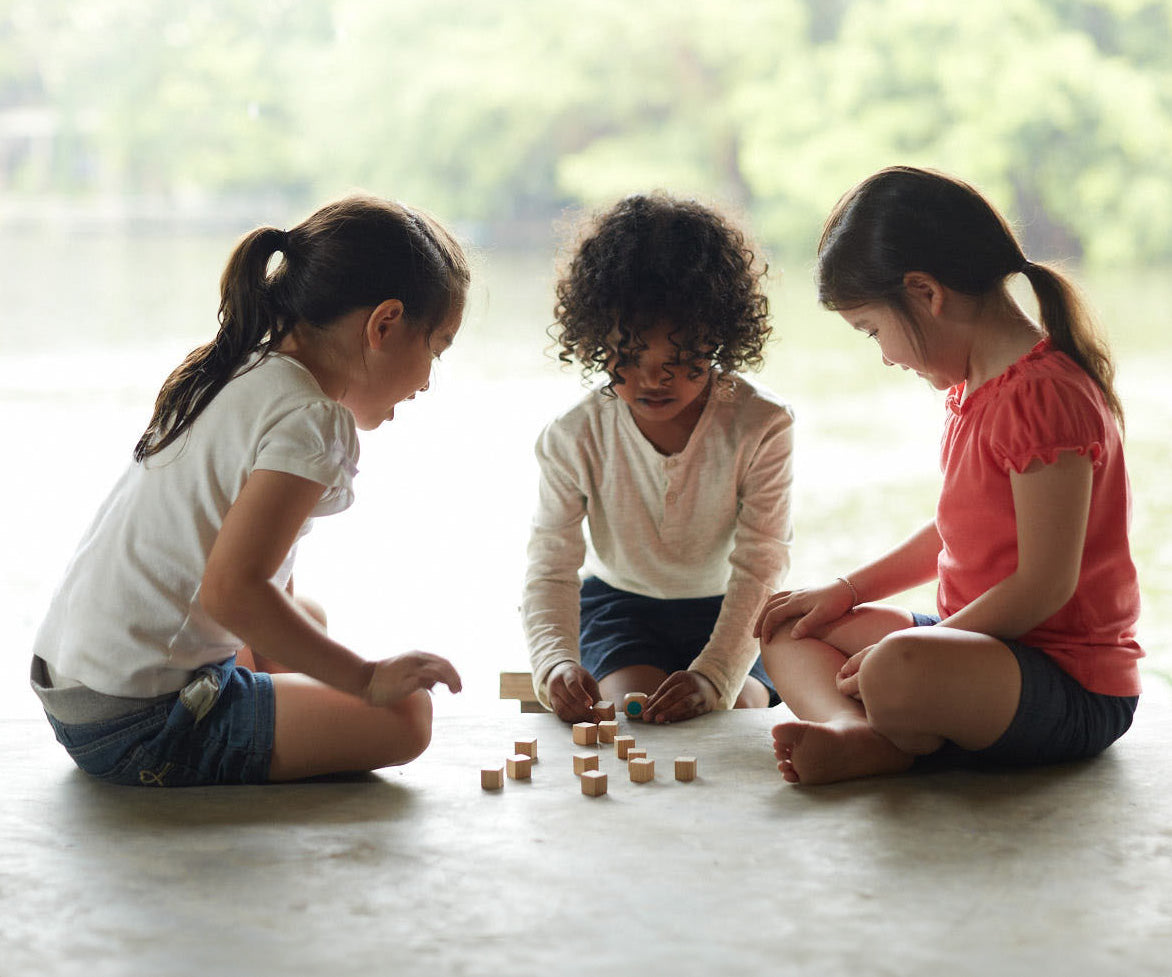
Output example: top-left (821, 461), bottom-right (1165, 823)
top-left (909, 613), bottom-right (1138, 768)
top-left (46, 657), bottom-right (275, 787)
top-left (579, 576), bottom-right (781, 706)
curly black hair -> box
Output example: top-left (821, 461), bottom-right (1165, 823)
top-left (552, 192), bottom-right (771, 389)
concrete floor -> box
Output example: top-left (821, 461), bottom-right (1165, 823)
top-left (3, 681), bottom-right (1171, 977)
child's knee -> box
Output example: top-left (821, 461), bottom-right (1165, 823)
top-left (384, 689), bottom-right (433, 763)
top-left (857, 631), bottom-right (926, 732)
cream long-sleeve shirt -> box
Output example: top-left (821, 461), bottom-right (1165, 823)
top-left (522, 375), bottom-right (795, 709)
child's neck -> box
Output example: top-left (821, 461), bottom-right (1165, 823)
top-left (629, 376), bottom-right (713, 456)
top-left (962, 297), bottom-right (1044, 396)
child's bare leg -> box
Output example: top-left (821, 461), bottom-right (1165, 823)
top-left (733, 675), bottom-right (770, 709)
top-left (267, 677), bottom-right (433, 781)
top-left (599, 664), bottom-right (669, 701)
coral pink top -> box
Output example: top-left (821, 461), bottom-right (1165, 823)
top-left (936, 339), bottom-right (1142, 696)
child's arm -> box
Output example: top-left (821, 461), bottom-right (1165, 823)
top-left (755, 520), bottom-right (942, 644)
top-left (941, 450), bottom-right (1093, 637)
top-left (202, 469), bottom-right (460, 703)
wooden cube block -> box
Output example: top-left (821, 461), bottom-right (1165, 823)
top-left (614, 734), bottom-right (636, 759)
top-left (592, 700), bottom-right (616, 721)
top-left (626, 748), bottom-right (647, 761)
top-left (506, 754), bottom-right (532, 780)
top-left (573, 752), bottom-right (600, 775)
top-left (597, 720), bottom-right (619, 743)
top-left (513, 738), bottom-right (537, 762)
top-left (572, 722), bottom-right (599, 746)
top-left (580, 769), bottom-right (608, 796)
top-left (674, 756), bottom-right (697, 782)
top-left (629, 757), bottom-right (655, 783)
top-left (481, 766), bottom-right (504, 790)
top-left (623, 692), bottom-right (648, 719)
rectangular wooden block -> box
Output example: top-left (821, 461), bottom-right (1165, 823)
top-left (580, 769), bottom-right (608, 796)
top-left (481, 766), bottom-right (504, 790)
top-left (623, 692), bottom-right (648, 719)
top-left (626, 748), bottom-right (647, 761)
top-left (674, 756), bottom-right (697, 782)
top-left (573, 752), bottom-right (600, 775)
top-left (614, 735), bottom-right (636, 759)
top-left (514, 738), bottom-right (537, 762)
top-left (572, 722), bottom-right (599, 746)
top-left (629, 757), bottom-right (655, 783)
top-left (506, 754), bottom-right (532, 780)
top-left (592, 700), bottom-right (616, 721)
top-left (597, 719), bottom-right (619, 743)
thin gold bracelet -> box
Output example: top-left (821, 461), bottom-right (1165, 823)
top-left (836, 575), bottom-right (859, 608)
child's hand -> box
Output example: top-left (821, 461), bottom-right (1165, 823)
top-left (643, 670), bottom-right (719, 724)
top-left (547, 662), bottom-right (601, 723)
top-left (363, 652), bottom-right (462, 708)
top-left (835, 645), bottom-right (872, 700)
top-left (754, 582), bottom-right (855, 644)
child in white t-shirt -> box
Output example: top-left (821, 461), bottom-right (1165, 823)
top-left (32, 195), bottom-right (467, 785)
top-left (523, 192), bottom-right (794, 724)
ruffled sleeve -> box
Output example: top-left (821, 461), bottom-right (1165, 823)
top-left (253, 400), bottom-right (361, 516)
top-left (983, 373), bottom-right (1106, 475)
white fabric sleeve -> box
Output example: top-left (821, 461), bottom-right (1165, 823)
top-left (522, 425), bottom-right (589, 709)
top-left (688, 407), bottom-right (795, 707)
top-left (253, 401), bottom-right (360, 516)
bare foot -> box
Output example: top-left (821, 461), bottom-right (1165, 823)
top-left (771, 718), bottom-right (914, 785)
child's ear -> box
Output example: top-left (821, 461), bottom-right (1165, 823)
top-left (902, 272), bottom-right (945, 316)
top-left (365, 299), bottom-right (406, 349)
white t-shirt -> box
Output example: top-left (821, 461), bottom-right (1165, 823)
top-left (33, 353), bottom-right (360, 698)
top-left (522, 374), bottom-right (795, 708)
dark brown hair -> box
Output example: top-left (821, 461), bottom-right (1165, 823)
top-left (134, 195), bottom-right (469, 461)
top-left (553, 192), bottom-right (771, 390)
top-left (817, 166), bottom-right (1122, 425)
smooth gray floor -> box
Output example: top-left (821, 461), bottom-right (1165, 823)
top-left (3, 681), bottom-right (1170, 977)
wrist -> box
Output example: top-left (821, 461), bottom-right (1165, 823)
top-left (836, 575), bottom-right (859, 608)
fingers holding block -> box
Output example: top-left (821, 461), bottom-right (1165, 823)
top-left (514, 738), bottom-right (537, 762)
top-left (593, 700), bottom-right (616, 721)
top-left (629, 757), bottom-right (655, 783)
top-left (581, 769), bottom-right (608, 796)
top-left (597, 720), bottom-right (619, 743)
top-left (573, 752), bottom-right (600, 775)
top-left (623, 692), bottom-right (648, 719)
top-left (572, 722), bottom-right (599, 746)
top-left (614, 735), bottom-right (636, 759)
top-left (506, 754), bottom-right (532, 780)
top-left (481, 766), bottom-right (504, 790)
top-left (674, 756), bottom-right (697, 782)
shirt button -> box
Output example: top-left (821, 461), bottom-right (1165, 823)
top-left (666, 491), bottom-right (678, 504)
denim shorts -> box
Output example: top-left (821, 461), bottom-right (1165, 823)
top-left (579, 576), bottom-right (781, 706)
top-left (45, 657), bottom-right (275, 787)
top-left (909, 613), bottom-right (1139, 768)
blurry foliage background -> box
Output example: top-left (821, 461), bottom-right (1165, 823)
top-left (2, 0), bottom-right (1171, 266)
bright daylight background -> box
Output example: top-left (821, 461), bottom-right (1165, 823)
top-left (2, 0), bottom-right (1170, 728)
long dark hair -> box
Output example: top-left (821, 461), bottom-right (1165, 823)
top-left (817, 166), bottom-right (1123, 425)
top-left (134, 195), bottom-right (469, 461)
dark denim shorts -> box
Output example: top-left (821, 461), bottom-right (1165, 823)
top-left (910, 613), bottom-right (1139, 767)
top-left (45, 657), bottom-right (275, 787)
top-left (579, 576), bottom-right (781, 706)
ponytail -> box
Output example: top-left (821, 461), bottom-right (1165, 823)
top-left (1020, 261), bottom-right (1124, 429)
top-left (133, 196), bottom-right (469, 462)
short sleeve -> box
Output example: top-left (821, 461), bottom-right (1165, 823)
top-left (253, 401), bottom-right (361, 516)
top-left (985, 376), bottom-right (1106, 475)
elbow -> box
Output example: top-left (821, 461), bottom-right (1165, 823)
top-left (200, 567), bottom-right (266, 635)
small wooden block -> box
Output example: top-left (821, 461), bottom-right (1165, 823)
top-left (623, 692), bottom-right (648, 719)
top-left (593, 700), bottom-right (616, 721)
top-left (581, 769), bottom-right (608, 796)
top-left (626, 748), bottom-right (647, 761)
top-left (481, 766), bottom-right (504, 790)
top-left (572, 722), bottom-right (599, 746)
top-left (514, 738), bottom-right (537, 762)
top-left (597, 720), bottom-right (619, 743)
top-left (614, 735), bottom-right (636, 759)
top-left (629, 757), bottom-right (655, 783)
top-left (573, 752), bottom-right (600, 775)
top-left (506, 754), bottom-right (532, 780)
top-left (674, 756), bottom-right (697, 782)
